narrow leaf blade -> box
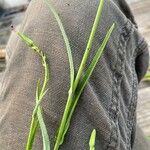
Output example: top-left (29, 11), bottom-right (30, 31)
top-left (37, 107), bottom-right (51, 150)
top-left (44, 0), bottom-right (74, 87)
top-left (63, 24), bottom-right (115, 140)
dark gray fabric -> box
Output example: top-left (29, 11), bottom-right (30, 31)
top-left (0, 0), bottom-right (149, 149)
top-left (114, 0), bottom-right (137, 27)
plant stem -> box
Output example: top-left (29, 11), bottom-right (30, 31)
top-left (16, 32), bottom-right (50, 150)
top-left (44, 1), bottom-right (75, 149)
top-left (73, 0), bottom-right (104, 92)
top-left (53, 92), bottom-right (73, 150)
top-left (44, 0), bottom-right (74, 88)
top-left (53, 0), bottom-right (105, 149)
top-left (26, 117), bottom-right (39, 150)
top-left (62, 24), bottom-right (115, 145)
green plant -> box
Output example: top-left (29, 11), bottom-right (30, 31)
top-left (15, 0), bottom-right (115, 149)
top-left (13, 30), bottom-right (50, 150)
top-left (45, 0), bottom-right (114, 149)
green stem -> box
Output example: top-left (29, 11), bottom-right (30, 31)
top-left (53, 91), bottom-right (73, 150)
top-left (26, 117), bottom-right (39, 150)
top-left (40, 58), bottom-right (49, 99)
top-left (53, 0), bottom-right (105, 149)
top-left (44, 0), bottom-right (74, 88)
top-left (44, 1), bottom-right (76, 149)
top-left (73, 0), bottom-right (104, 92)
top-left (63, 24), bottom-right (115, 142)
top-left (16, 32), bottom-right (50, 149)
top-left (37, 106), bottom-right (51, 150)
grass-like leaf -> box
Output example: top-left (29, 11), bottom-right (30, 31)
top-left (44, 1), bottom-right (76, 149)
top-left (37, 106), bottom-right (50, 150)
top-left (50, 0), bottom-right (105, 148)
top-left (89, 129), bottom-right (96, 150)
top-left (35, 79), bottom-right (50, 150)
top-left (78, 24), bottom-right (115, 89)
top-left (62, 24), bottom-right (115, 141)
top-left (16, 32), bottom-right (50, 150)
top-left (73, 0), bottom-right (104, 92)
top-left (44, 0), bottom-right (74, 88)
top-left (43, 0), bottom-right (115, 149)
top-left (25, 117), bottom-right (39, 150)
top-left (16, 0), bottom-right (115, 149)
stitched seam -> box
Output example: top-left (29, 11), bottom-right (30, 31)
top-left (106, 20), bottom-right (133, 150)
top-left (126, 44), bottom-right (139, 149)
top-left (126, 31), bottom-right (148, 149)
